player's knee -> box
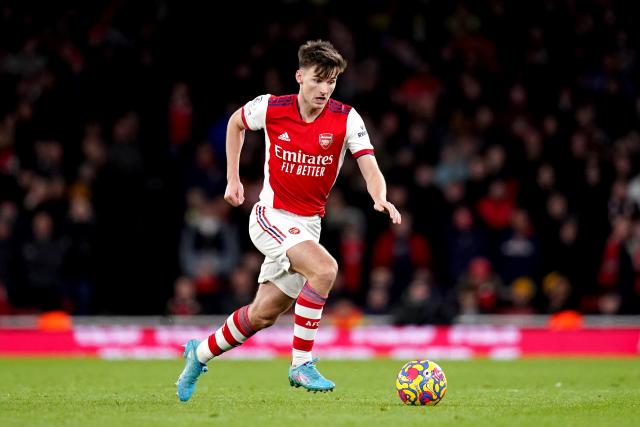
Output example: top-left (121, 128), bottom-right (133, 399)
top-left (315, 257), bottom-right (338, 284)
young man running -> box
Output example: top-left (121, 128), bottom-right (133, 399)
top-left (177, 39), bottom-right (401, 401)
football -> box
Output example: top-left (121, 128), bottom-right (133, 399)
top-left (395, 360), bottom-right (447, 406)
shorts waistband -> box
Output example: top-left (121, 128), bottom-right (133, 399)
top-left (255, 203), bottom-right (321, 221)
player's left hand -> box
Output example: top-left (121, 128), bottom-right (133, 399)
top-left (374, 200), bottom-right (402, 224)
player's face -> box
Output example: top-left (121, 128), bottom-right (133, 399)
top-left (297, 66), bottom-right (338, 109)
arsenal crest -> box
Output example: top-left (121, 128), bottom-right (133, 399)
top-left (319, 133), bottom-right (333, 149)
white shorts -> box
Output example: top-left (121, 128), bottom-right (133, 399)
top-left (248, 203), bottom-right (321, 298)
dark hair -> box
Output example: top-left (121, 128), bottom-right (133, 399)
top-left (298, 40), bottom-right (347, 79)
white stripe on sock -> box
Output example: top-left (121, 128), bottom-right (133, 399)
top-left (295, 304), bottom-right (323, 319)
top-left (226, 315), bottom-right (246, 343)
top-left (196, 339), bottom-right (213, 364)
top-left (215, 328), bottom-right (232, 351)
top-left (294, 324), bottom-right (317, 341)
top-left (292, 348), bottom-right (312, 367)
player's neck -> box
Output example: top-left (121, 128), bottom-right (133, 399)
top-left (296, 94), bottom-right (324, 123)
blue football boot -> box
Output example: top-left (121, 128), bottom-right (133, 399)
top-left (176, 339), bottom-right (208, 402)
top-left (288, 357), bottom-right (335, 392)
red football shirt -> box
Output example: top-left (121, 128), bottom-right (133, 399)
top-left (242, 94), bottom-right (374, 217)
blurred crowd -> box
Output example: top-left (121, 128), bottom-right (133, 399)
top-left (1, 0), bottom-right (640, 320)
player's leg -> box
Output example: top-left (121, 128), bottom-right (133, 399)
top-left (287, 240), bottom-right (337, 365)
top-left (286, 240), bottom-right (338, 392)
top-left (196, 281), bottom-right (293, 362)
top-left (177, 281), bottom-right (293, 402)
top-left (244, 203), bottom-right (335, 391)
top-left (248, 281), bottom-right (295, 328)
top-left (287, 240), bottom-right (338, 296)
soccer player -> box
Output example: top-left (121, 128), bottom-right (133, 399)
top-left (176, 39), bottom-right (401, 401)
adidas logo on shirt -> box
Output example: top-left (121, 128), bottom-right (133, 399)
top-left (278, 132), bottom-right (291, 141)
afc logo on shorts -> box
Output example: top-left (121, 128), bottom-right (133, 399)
top-left (319, 133), bottom-right (333, 149)
top-left (289, 227), bottom-right (300, 235)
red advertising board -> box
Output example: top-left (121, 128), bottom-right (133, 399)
top-left (1, 325), bottom-right (638, 359)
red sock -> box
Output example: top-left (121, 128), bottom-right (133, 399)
top-left (292, 282), bottom-right (327, 366)
top-left (197, 305), bottom-right (256, 363)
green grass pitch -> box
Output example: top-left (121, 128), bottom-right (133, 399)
top-left (1, 358), bottom-right (639, 426)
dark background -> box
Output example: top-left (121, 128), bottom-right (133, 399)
top-left (1, 0), bottom-right (639, 318)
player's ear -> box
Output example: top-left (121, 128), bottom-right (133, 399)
top-left (295, 69), bottom-right (303, 84)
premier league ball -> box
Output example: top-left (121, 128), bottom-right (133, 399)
top-left (395, 360), bottom-right (447, 406)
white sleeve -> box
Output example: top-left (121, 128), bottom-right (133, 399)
top-left (241, 94), bottom-right (271, 131)
top-left (345, 108), bottom-right (375, 158)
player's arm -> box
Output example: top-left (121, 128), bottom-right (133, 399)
top-left (224, 108), bottom-right (247, 207)
top-left (356, 154), bottom-right (402, 224)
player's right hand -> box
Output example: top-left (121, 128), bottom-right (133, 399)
top-left (224, 180), bottom-right (245, 206)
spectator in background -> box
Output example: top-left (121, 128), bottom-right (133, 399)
top-left (598, 216), bottom-right (633, 288)
top-left (179, 196), bottom-right (241, 281)
top-left (409, 163), bottom-right (447, 239)
top-left (540, 192), bottom-right (571, 248)
top-left (167, 276), bottom-right (201, 316)
top-left (332, 226), bottom-right (366, 298)
top-left (185, 143), bottom-right (226, 197)
top-left (19, 211), bottom-right (67, 311)
top-left (456, 286), bottom-right (479, 316)
top-left (476, 178), bottom-right (516, 232)
top-left (455, 257), bottom-right (504, 314)
top-left (33, 139), bottom-right (64, 178)
top-left (484, 145), bottom-right (508, 180)
top-left (69, 125), bottom-right (107, 203)
top-left (1, 1), bottom-right (640, 316)
top-left (0, 219), bottom-right (13, 314)
top-left (501, 277), bottom-right (536, 315)
top-left (0, 202), bottom-right (18, 300)
top-left (183, 187), bottom-right (208, 226)
top-left (446, 206), bottom-right (488, 283)
top-left (107, 113), bottom-right (144, 181)
top-left (392, 270), bottom-right (452, 325)
top-left (192, 262), bottom-right (221, 313)
top-left (221, 266), bottom-right (256, 313)
top-left (364, 266), bottom-right (393, 315)
top-left (597, 216), bottom-right (637, 313)
top-left (61, 197), bottom-right (96, 314)
top-left (497, 209), bottom-right (539, 286)
top-left (372, 212), bottom-right (431, 302)
top-left (628, 172), bottom-right (640, 211)
top-left (521, 163), bottom-right (555, 226)
top-left (168, 82), bottom-right (194, 155)
top-left (608, 180), bottom-right (637, 223)
top-left (238, 250), bottom-right (265, 278)
top-left (465, 154), bottom-right (489, 205)
top-left (22, 174), bottom-right (53, 213)
top-left (549, 219), bottom-right (594, 293)
top-left (0, 281), bottom-right (9, 314)
top-left (179, 194), bottom-right (241, 313)
top-left (365, 286), bottom-right (390, 315)
top-left (597, 292), bottom-right (622, 315)
top-left (324, 188), bottom-right (366, 296)
top-left (434, 144), bottom-right (469, 188)
top-left (542, 272), bottom-right (573, 314)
